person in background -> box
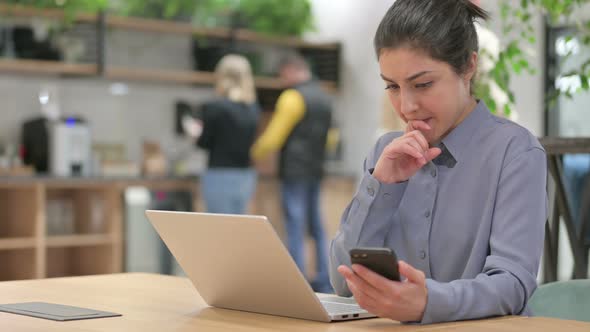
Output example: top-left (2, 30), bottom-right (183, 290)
top-left (251, 53), bottom-right (333, 293)
top-left (330, 0), bottom-right (547, 324)
top-left (183, 54), bottom-right (261, 214)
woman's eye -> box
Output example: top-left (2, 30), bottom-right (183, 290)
top-left (416, 82), bottom-right (433, 89)
top-left (385, 84), bottom-right (399, 91)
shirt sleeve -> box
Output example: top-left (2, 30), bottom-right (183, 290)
top-left (420, 147), bottom-right (547, 323)
top-left (329, 133), bottom-right (407, 296)
top-left (250, 89), bottom-right (306, 161)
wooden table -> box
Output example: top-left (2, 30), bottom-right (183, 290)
top-left (539, 137), bottom-right (590, 281)
top-left (1, 273), bottom-right (589, 331)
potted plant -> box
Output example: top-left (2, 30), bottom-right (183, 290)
top-left (1, 0), bottom-right (108, 20)
top-left (1, 0), bottom-right (108, 61)
top-left (235, 0), bottom-right (314, 37)
top-left (114, 0), bottom-right (199, 21)
top-left (191, 0), bottom-right (314, 74)
top-left (477, 0), bottom-right (590, 117)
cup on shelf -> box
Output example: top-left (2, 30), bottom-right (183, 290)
top-left (46, 198), bottom-right (75, 235)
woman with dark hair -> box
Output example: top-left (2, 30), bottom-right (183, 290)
top-left (330, 0), bottom-right (547, 324)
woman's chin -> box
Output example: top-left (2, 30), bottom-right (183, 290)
top-left (427, 135), bottom-right (443, 147)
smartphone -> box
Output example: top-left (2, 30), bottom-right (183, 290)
top-left (350, 247), bottom-right (400, 281)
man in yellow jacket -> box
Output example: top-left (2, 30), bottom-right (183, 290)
top-left (251, 53), bottom-right (333, 293)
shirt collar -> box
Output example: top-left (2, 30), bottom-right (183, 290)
top-left (437, 100), bottom-right (491, 166)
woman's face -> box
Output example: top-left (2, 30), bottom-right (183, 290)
top-left (379, 47), bottom-right (477, 144)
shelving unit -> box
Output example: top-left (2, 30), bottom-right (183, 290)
top-left (0, 59), bottom-right (98, 76)
top-left (46, 234), bottom-right (114, 248)
top-left (104, 14), bottom-right (340, 50)
top-left (0, 4), bottom-right (341, 97)
top-left (0, 184), bottom-right (44, 280)
top-left (0, 249), bottom-right (36, 281)
top-left (0, 178), bottom-right (198, 281)
top-left (0, 4), bottom-right (96, 23)
top-left (0, 237), bottom-right (37, 250)
top-left (104, 67), bottom-right (336, 93)
top-left (46, 245), bottom-right (114, 278)
top-left (105, 66), bottom-right (216, 85)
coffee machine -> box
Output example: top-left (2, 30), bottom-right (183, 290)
top-left (50, 117), bottom-right (92, 177)
top-left (21, 85), bottom-right (92, 176)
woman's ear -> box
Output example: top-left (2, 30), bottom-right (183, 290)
top-left (465, 51), bottom-right (478, 84)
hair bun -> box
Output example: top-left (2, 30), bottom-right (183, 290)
top-left (463, 0), bottom-right (490, 22)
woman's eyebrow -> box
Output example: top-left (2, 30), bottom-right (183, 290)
top-left (380, 71), bottom-right (433, 83)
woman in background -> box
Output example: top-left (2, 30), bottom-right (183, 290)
top-left (184, 54), bottom-right (261, 214)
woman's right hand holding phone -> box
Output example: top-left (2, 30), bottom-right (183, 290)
top-left (372, 120), bottom-right (441, 184)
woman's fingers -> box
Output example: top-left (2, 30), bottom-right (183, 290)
top-left (395, 142), bottom-right (426, 164)
top-left (403, 136), bottom-right (427, 156)
top-left (407, 130), bottom-right (429, 151)
top-left (425, 147), bottom-right (442, 162)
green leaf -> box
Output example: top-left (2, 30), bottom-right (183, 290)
top-left (508, 92), bottom-right (516, 104)
top-left (501, 2), bottom-right (511, 20)
top-left (504, 104), bottom-right (512, 117)
top-left (581, 75), bottom-right (589, 90)
top-left (487, 98), bottom-right (498, 114)
top-left (512, 62), bottom-right (523, 74)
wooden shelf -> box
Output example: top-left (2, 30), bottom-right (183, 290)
top-left (0, 4), bottom-right (97, 23)
top-left (0, 59), bottom-right (98, 76)
top-left (233, 29), bottom-right (339, 50)
top-left (0, 4), bottom-right (340, 93)
top-left (105, 66), bottom-right (215, 85)
top-left (46, 234), bottom-right (114, 248)
top-left (0, 61), bottom-right (336, 92)
top-left (106, 66), bottom-right (337, 92)
top-left (0, 237), bottom-right (36, 250)
top-left (0, 4), bottom-right (338, 50)
top-left (105, 15), bottom-right (339, 50)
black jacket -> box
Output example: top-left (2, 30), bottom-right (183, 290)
top-left (279, 80), bottom-right (332, 180)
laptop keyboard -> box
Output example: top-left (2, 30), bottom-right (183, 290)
top-left (320, 296), bottom-right (358, 305)
top-left (320, 297), bottom-right (367, 315)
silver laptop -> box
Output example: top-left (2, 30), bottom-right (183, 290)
top-left (145, 210), bottom-right (375, 322)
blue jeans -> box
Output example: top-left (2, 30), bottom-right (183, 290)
top-left (281, 179), bottom-right (332, 293)
top-left (201, 168), bottom-right (257, 214)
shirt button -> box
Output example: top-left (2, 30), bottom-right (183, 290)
top-left (419, 251), bottom-right (426, 259)
top-left (367, 186), bottom-right (375, 197)
top-left (431, 169), bottom-right (437, 177)
top-left (424, 210), bottom-right (431, 218)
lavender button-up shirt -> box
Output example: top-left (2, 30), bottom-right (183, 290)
top-left (330, 101), bottom-right (547, 324)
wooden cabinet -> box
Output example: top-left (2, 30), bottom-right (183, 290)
top-left (0, 185), bottom-right (43, 280)
top-left (0, 182), bottom-right (121, 281)
top-left (0, 178), bottom-right (196, 281)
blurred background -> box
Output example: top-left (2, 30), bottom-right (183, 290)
top-left (0, 0), bottom-right (589, 297)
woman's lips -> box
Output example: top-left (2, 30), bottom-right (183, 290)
top-left (414, 117), bottom-right (433, 128)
